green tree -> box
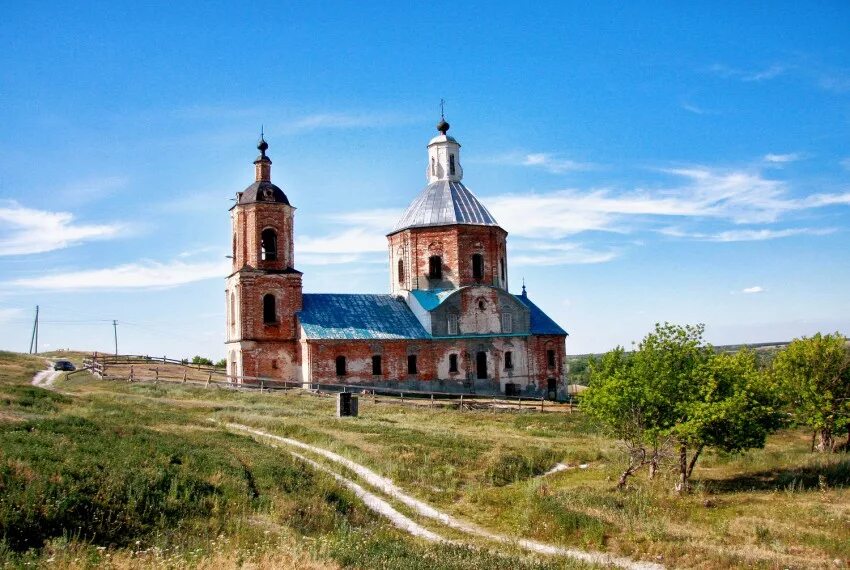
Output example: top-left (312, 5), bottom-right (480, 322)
top-left (583, 347), bottom-right (671, 488)
top-left (214, 358), bottom-right (227, 368)
top-left (584, 323), bottom-right (783, 492)
top-left (772, 332), bottom-right (850, 452)
top-left (190, 355), bottom-right (213, 366)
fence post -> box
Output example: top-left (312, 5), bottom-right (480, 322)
top-left (129, 365), bottom-right (134, 383)
top-left (182, 370), bottom-right (187, 384)
top-left (518, 396), bottom-right (522, 410)
top-left (206, 372), bottom-right (211, 387)
top-left (400, 392), bottom-right (404, 404)
top-left (162, 355), bottom-right (166, 364)
top-left (540, 397), bottom-right (544, 412)
top-left (260, 379), bottom-right (265, 392)
top-left (430, 393), bottom-right (434, 409)
top-left (459, 394), bottom-right (464, 411)
top-left (155, 367), bottom-right (159, 385)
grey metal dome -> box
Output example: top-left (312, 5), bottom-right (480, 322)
top-left (391, 180), bottom-right (499, 233)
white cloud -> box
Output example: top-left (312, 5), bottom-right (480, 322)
top-left (660, 226), bottom-right (835, 242)
top-left (59, 176), bottom-right (128, 203)
top-left (521, 153), bottom-right (594, 173)
top-left (841, 157), bottom-right (850, 171)
top-left (510, 241), bottom-right (619, 265)
top-left (290, 112), bottom-right (416, 132)
top-left (763, 153), bottom-right (801, 164)
top-left (742, 286), bottom-right (765, 294)
top-left (476, 152), bottom-right (595, 173)
top-left (4, 259), bottom-right (229, 291)
top-left (681, 101), bottom-right (717, 115)
top-left (0, 203), bottom-right (123, 256)
top-left (708, 63), bottom-right (787, 82)
top-left (0, 307), bottom-right (25, 322)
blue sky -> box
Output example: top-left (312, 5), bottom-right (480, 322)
top-left (1, 2), bottom-right (849, 357)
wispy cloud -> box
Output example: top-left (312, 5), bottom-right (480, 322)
top-left (290, 111), bottom-right (416, 132)
top-left (510, 241), bottom-right (619, 266)
top-left (296, 227), bottom-right (387, 265)
top-left (0, 203), bottom-right (123, 256)
top-left (708, 63), bottom-right (787, 82)
top-left (763, 153), bottom-right (801, 164)
top-left (58, 176), bottom-right (128, 204)
top-left (660, 226), bottom-right (835, 242)
top-left (0, 307), bottom-right (25, 322)
top-left (840, 157), bottom-right (850, 171)
top-left (742, 286), bottom-right (765, 294)
top-left (681, 102), bottom-right (717, 115)
top-left (477, 152), bottom-right (595, 173)
top-left (4, 259), bottom-right (228, 291)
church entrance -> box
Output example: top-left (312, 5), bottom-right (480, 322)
top-left (547, 378), bottom-right (557, 400)
top-left (476, 351), bottom-right (488, 379)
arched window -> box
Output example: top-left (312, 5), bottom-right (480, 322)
top-left (472, 253), bottom-right (484, 280)
top-left (447, 313), bottom-right (459, 335)
top-left (431, 157), bottom-right (436, 176)
top-left (449, 354), bottom-right (459, 373)
top-left (261, 228), bottom-right (277, 261)
top-left (263, 294), bottom-right (276, 324)
top-left (372, 355), bottom-right (382, 375)
top-left (502, 312), bottom-right (512, 333)
top-left (336, 356), bottom-right (347, 376)
top-left (500, 258), bottom-right (505, 282)
top-left (407, 354), bottom-right (418, 375)
top-left (397, 258), bottom-right (405, 283)
top-left (449, 154), bottom-right (456, 175)
top-left (428, 255), bottom-right (442, 280)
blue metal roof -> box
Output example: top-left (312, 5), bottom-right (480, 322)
top-left (514, 293), bottom-right (569, 336)
top-left (409, 288), bottom-right (455, 311)
top-left (299, 294), bottom-right (430, 340)
top-left (392, 180), bottom-right (499, 233)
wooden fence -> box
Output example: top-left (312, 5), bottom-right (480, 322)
top-left (80, 353), bottom-right (579, 413)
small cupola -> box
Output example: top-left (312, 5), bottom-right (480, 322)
top-left (426, 114), bottom-right (463, 184)
top-left (254, 133), bottom-right (272, 182)
top-left (236, 133), bottom-right (291, 206)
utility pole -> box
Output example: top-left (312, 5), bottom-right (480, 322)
top-left (113, 320), bottom-right (118, 356)
top-left (29, 305), bottom-right (39, 354)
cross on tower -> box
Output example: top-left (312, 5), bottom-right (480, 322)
top-left (440, 98), bottom-right (446, 120)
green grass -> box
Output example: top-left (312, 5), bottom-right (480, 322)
top-left (0, 352), bottom-right (595, 569)
top-left (2, 351), bottom-right (849, 568)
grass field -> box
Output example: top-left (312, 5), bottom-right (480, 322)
top-left (1, 351), bottom-right (848, 569)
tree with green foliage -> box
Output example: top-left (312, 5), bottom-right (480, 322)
top-left (214, 358), bottom-right (227, 368)
top-left (583, 323), bottom-right (783, 492)
top-left (190, 355), bottom-right (213, 366)
top-left (772, 332), bottom-right (850, 452)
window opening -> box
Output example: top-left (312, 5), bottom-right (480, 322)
top-left (500, 258), bottom-right (505, 282)
top-left (478, 299), bottom-right (486, 311)
top-left (261, 228), bottom-right (277, 261)
top-left (372, 355), bottom-right (382, 375)
top-left (336, 356), bottom-right (347, 376)
top-left (428, 255), bottom-right (442, 279)
top-left (504, 351), bottom-right (513, 369)
top-left (547, 349), bottom-right (556, 368)
top-left (449, 154), bottom-right (456, 175)
top-left (472, 253), bottom-right (484, 280)
top-left (476, 351), bottom-right (488, 379)
top-left (407, 354), bottom-right (418, 375)
top-left (431, 157), bottom-right (436, 176)
top-left (263, 294), bottom-right (276, 324)
top-left (449, 354), bottom-right (459, 373)
top-left (397, 259), bottom-right (405, 283)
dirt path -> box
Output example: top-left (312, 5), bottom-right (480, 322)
top-left (227, 422), bottom-right (665, 570)
top-left (31, 365), bottom-right (60, 389)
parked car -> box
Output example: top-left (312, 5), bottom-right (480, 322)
top-left (53, 360), bottom-right (75, 371)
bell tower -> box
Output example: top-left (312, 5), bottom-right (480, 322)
top-left (225, 135), bottom-right (303, 382)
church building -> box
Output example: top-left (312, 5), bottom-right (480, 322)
top-left (225, 118), bottom-right (568, 399)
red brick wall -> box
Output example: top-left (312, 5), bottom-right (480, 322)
top-left (231, 202), bottom-right (295, 272)
top-left (388, 225), bottom-right (508, 293)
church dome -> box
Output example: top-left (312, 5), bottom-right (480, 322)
top-left (391, 179), bottom-right (498, 233)
top-left (238, 180), bottom-right (290, 205)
